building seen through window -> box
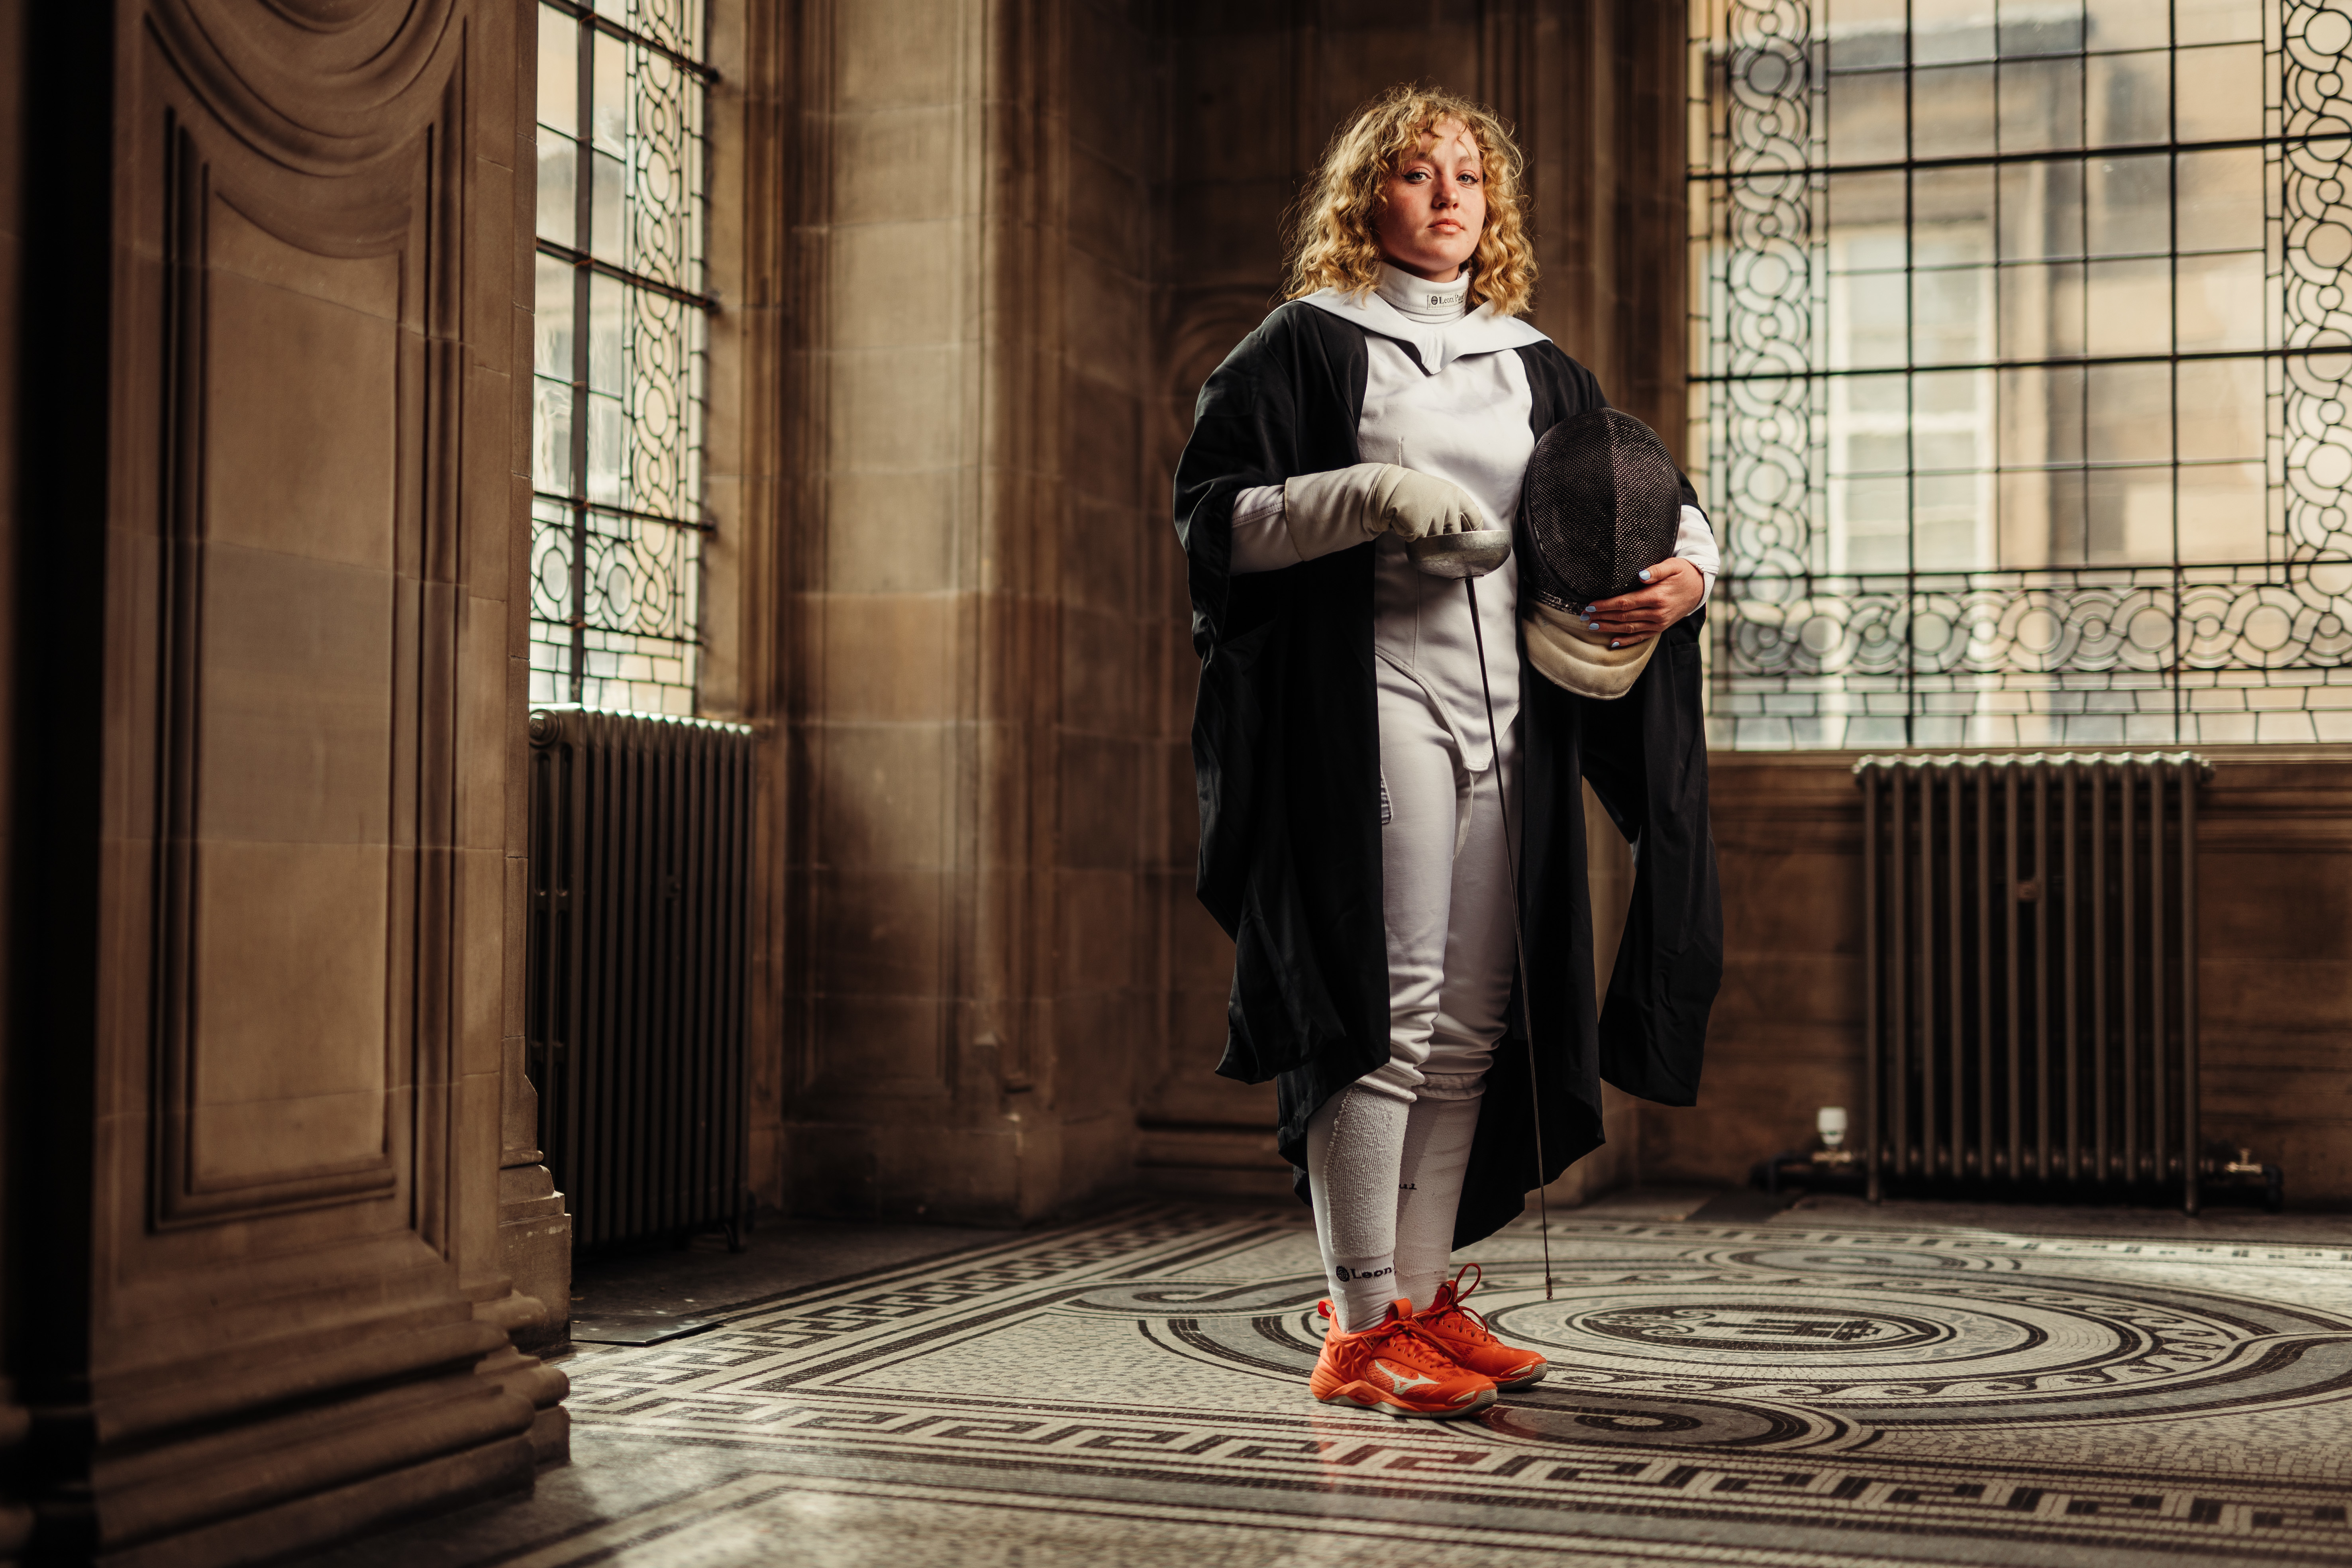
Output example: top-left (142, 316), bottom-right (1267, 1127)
top-left (531, 0), bottom-right (712, 712)
top-left (1692, 0), bottom-right (2352, 746)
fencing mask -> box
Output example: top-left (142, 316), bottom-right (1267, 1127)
top-left (1516, 407), bottom-right (1685, 700)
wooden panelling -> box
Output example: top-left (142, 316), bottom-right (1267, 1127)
top-left (1681, 748), bottom-right (2352, 1205)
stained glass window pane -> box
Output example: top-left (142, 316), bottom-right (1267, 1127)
top-left (530, 1), bottom-right (711, 716)
top-left (1693, 1), bottom-right (2348, 748)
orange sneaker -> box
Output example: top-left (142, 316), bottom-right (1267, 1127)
top-left (1414, 1264), bottom-right (1547, 1390)
top-left (1310, 1298), bottom-right (1497, 1419)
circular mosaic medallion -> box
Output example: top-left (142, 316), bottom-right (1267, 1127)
top-left (1572, 1302), bottom-right (1951, 1356)
top-left (1482, 1266), bottom-right (2352, 1434)
top-left (1091, 1246), bottom-right (2352, 1452)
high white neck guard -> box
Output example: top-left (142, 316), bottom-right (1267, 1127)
top-left (1375, 261), bottom-right (1470, 323)
top-left (1297, 272), bottom-right (1548, 375)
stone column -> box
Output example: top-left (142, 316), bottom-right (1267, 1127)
top-left (771, 0), bottom-right (1166, 1223)
top-left (1, 2), bottom-right (565, 1559)
top-left (491, 0), bottom-right (574, 1368)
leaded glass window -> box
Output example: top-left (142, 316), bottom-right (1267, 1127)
top-left (1691, 0), bottom-right (2352, 747)
top-left (532, 0), bottom-right (712, 713)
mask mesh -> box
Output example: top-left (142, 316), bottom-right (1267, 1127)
top-left (1516, 408), bottom-right (1684, 612)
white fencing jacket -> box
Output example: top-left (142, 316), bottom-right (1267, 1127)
top-left (1229, 263), bottom-right (1717, 772)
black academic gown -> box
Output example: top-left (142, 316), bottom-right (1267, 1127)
top-left (1171, 300), bottom-right (1723, 1248)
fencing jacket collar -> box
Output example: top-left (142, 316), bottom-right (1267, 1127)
top-left (1300, 263), bottom-right (1549, 373)
top-left (1375, 262), bottom-right (1469, 322)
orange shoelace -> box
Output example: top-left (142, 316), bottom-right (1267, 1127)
top-left (1423, 1262), bottom-right (1501, 1343)
top-left (1327, 1302), bottom-right (1463, 1371)
top-left (1360, 1317), bottom-right (1466, 1378)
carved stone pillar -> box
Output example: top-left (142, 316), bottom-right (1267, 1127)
top-left (2, 1), bottom-right (565, 1559)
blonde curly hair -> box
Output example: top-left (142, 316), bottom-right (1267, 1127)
top-left (1283, 85), bottom-right (1537, 317)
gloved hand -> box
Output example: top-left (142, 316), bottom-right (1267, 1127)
top-left (1279, 463), bottom-right (1484, 562)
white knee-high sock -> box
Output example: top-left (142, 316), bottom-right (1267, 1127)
top-left (1306, 1084), bottom-right (1412, 1333)
top-left (1393, 1093), bottom-right (1483, 1312)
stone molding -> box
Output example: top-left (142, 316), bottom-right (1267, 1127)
top-left (143, 39), bottom-right (458, 1233)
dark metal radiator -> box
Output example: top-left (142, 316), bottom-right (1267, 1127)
top-left (1854, 753), bottom-right (2209, 1211)
top-left (527, 705), bottom-right (755, 1250)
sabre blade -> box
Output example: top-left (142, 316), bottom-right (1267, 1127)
top-left (1463, 576), bottom-right (1554, 1301)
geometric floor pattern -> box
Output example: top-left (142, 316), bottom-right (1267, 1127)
top-left (512, 1202), bottom-right (2352, 1567)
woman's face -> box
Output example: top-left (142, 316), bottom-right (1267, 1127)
top-left (1374, 119), bottom-right (1486, 281)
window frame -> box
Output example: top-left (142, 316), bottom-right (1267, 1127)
top-left (530, 0), bottom-right (719, 715)
top-left (1690, 0), bottom-right (2352, 750)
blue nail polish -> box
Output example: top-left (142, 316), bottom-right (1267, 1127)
top-left (1638, 568), bottom-right (1653, 581)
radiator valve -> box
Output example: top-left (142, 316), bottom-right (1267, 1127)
top-left (2199, 1141), bottom-right (2286, 1213)
top-left (1813, 1106), bottom-right (1857, 1168)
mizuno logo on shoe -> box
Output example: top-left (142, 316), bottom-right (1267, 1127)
top-left (1371, 1360), bottom-right (1439, 1394)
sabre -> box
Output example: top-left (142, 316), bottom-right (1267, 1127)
top-left (1406, 529), bottom-right (1555, 1301)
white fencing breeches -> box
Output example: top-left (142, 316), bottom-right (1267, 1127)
top-left (1308, 669), bottom-right (1520, 1331)
top-left (1369, 666), bottom-right (1521, 1102)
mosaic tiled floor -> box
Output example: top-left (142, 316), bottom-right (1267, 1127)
top-left (508, 1201), bottom-right (2352, 1567)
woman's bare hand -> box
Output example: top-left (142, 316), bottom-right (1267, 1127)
top-left (1581, 556), bottom-right (1704, 648)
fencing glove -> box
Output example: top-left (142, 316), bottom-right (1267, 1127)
top-left (1279, 463), bottom-right (1484, 563)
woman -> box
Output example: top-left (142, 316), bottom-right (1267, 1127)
top-left (1172, 87), bottom-right (1723, 1419)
